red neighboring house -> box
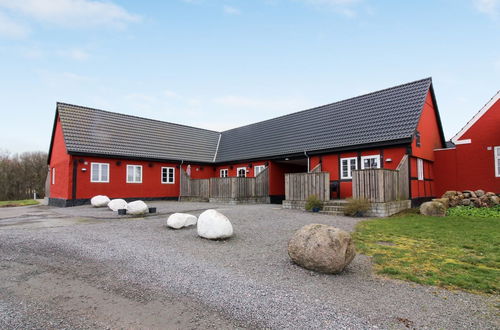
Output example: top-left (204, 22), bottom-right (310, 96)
top-left (434, 91), bottom-right (500, 195)
top-left (47, 78), bottom-right (447, 206)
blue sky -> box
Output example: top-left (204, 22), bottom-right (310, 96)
top-left (0, 0), bottom-right (498, 153)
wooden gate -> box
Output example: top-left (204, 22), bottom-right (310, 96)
top-left (284, 172), bottom-right (330, 201)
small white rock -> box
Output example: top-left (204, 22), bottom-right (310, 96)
top-left (90, 195), bottom-right (110, 207)
top-left (167, 213), bottom-right (198, 229)
top-left (127, 200), bottom-right (148, 215)
top-left (197, 209), bottom-right (233, 240)
top-left (108, 199), bottom-right (128, 212)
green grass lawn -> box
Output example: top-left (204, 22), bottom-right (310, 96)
top-left (353, 212), bottom-right (500, 294)
top-left (0, 199), bottom-right (39, 207)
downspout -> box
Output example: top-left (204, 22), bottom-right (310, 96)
top-left (304, 150), bottom-right (309, 173)
top-left (178, 160), bottom-right (184, 201)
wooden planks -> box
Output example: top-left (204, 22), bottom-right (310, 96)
top-left (181, 167), bottom-right (269, 199)
top-left (284, 172), bottom-right (330, 201)
top-left (352, 156), bottom-right (409, 203)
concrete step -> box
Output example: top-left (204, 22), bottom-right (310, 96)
top-left (320, 211), bottom-right (345, 216)
top-left (322, 206), bottom-right (345, 211)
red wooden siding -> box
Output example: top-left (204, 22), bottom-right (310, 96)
top-left (49, 116), bottom-right (73, 199)
top-left (412, 91), bottom-right (443, 161)
top-left (309, 146), bottom-right (408, 199)
top-left (434, 97), bottom-right (500, 195)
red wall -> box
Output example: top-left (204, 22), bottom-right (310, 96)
top-left (412, 91), bottom-right (443, 161)
top-left (409, 157), bottom-right (435, 198)
top-left (49, 116), bottom-right (73, 199)
top-left (73, 156), bottom-right (181, 199)
top-left (434, 98), bottom-right (500, 195)
top-left (309, 146), bottom-right (408, 199)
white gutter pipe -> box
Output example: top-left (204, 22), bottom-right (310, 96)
top-left (178, 160), bottom-right (184, 201)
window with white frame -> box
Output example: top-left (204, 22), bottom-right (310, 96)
top-left (254, 165), bottom-right (266, 176)
top-left (52, 168), bottom-right (56, 185)
top-left (91, 163), bottom-right (109, 182)
top-left (495, 146), bottom-right (500, 177)
top-left (161, 167), bottom-right (175, 184)
top-left (361, 155), bottom-right (381, 169)
top-left (237, 167), bottom-right (246, 177)
top-left (127, 165), bottom-right (142, 183)
top-left (340, 157), bottom-right (357, 179)
top-left (220, 169), bottom-right (228, 177)
top-left (417, 158), bottom-right (424, 181)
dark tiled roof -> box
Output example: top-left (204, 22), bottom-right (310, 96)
top-left (54, 78), bottom-right (434, 163)
top-left (215, 78), bottom-right (432, 162)
top-left (57, 103), bottom-right (220, 163)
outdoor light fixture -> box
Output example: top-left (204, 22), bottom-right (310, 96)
top-left (81, 168), bottom-right (87, 172)
top-left (386, 158), bottom-right (392, 162)
top-left (116, 161), bottom-right (122, 166)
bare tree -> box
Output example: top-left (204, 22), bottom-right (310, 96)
top-left (0, 151), bottom-right (48, 200)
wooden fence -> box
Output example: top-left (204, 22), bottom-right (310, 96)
top-left (180, 167), bottom-right (269, 200)
top-left (352, 155), bottom-right (409, 202)
top-left (284, 172), bottom-right (330, 201)
top-left (180, 169), bottom-right (209, 199)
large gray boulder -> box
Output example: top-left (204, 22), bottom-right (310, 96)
top-left (90, 195), bottom-right (110, 207)
top-left (420, 201), bottom-right (446, 216)
top-left (127, 200), bottom-right (148, 215)
top-left (197, 209), bottom-right (233, 240)
top-left (108, 199), bottom-right (128, 212)
top-left (288, 224), bottom-right (355, 274)
top-left (167, 213), bottom-right (197, 229)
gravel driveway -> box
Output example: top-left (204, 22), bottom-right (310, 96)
top-left (0, 202), bottom-right (497, 329)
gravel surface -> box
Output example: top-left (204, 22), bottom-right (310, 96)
top-left (0, 202), bottom-right (498, 329)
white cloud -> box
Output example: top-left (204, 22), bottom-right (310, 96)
top-left (294, 0), bottom-right (361, 17)
top-left (164, 90), bottom-right (177, 98)
top-left (474, 0), bottom-right (499, 16)
top-left (57, 48), bottom-right (90, 61)
top-left (213, 95), bottom-right (308, 110)
top-left (0, 11), bottom-right (30, 38)
top-left (0, 0), bottom-right (140, 28)
top-left (223, 5), bottom-right (241, 15)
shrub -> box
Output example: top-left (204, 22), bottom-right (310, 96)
top-left (446, 205), bottom-right (500, 218)
top-left (344, 198), bottom-right (370, 217)
top-left (305, 195), bottom-right (324, 211)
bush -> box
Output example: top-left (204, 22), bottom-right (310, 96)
top-left (344, 198), bottom-right (370, 217)
top-left (446, 205), bottom-right (500, 218)
top-left (305, 195), bottom-right (324, 211)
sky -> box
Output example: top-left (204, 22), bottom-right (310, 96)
top-left (0, 0), bottom-right (499, 154)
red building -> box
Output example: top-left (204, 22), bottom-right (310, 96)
top-left (48, 78), bottom-right (450, 206)
top-left (434, 91), bottom-right (500, 195)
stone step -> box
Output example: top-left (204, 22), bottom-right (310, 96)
top-left (319, 211), bottom-right (345, 216)
top-left (322, 206), bottom-right (345, 211)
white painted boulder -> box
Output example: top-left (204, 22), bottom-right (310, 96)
top-left (166, 213), bottom-right (198, 229)
top-left (90, 195), bottom-right (110, 208)
top-left (197, 209), bottom-right (233, 240)
top-left (127, 200), bottom-right (148, 215)
top-left (108, 199), bottom-right (128, 212)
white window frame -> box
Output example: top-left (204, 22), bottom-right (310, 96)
top-left (236, 167), bottom-right (247, 178)
top-left (340, 157), bottom-right (358, 179)
top-left (220, 169), bottom-right (228, 178)
top-left (417, 158), bottom-right (424, 181)
top-left (254, 165), bottom-right (266, 176)
top-left (126, 165), bottom-right (143, 183)
top-left (495, 146), bottom-right (500, 177)
top-left (360, 155), bottom-right (381, 169)
top-left (90, 162), bottom-right (110, 183)
top-left (52, 168), bottom-right (56, 185)
top-left (161, 167), bottom-right (175, 184)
